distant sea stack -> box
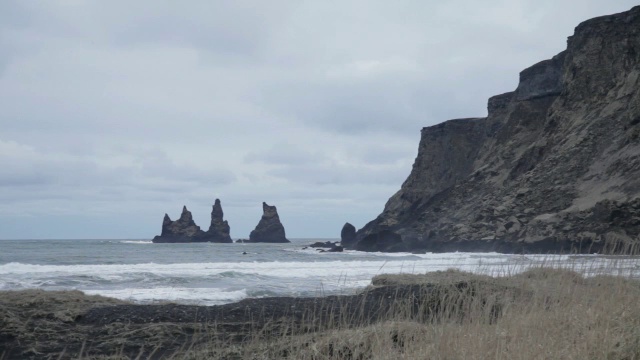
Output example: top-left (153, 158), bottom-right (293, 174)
top-left (349, 6), bottom-right (640, 254)
top-left (152, 206), bottom-right (207, 243)
top-left (340, 222), bottom-right (357, 247)
top-left (152, 199), bottom-right (233, 243)
top-left (207, 199), bottom-right (233, 243)
top-left (249, 202), bottom-right (290, 243)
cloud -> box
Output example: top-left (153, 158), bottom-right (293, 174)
top-left (0, 0), bottom-right (638, 238)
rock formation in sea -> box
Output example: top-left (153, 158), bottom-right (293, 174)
top-left (350, 6), bottom-right (640, 253)
top-left (152, 206), bottom-right (207, 243)
top-left (249, 202), bottom-right (290, 243)
top-left (340, 222), bottom-right (357, 247)
top-left (207, 199), bottom-right (233, 243)
top-left (152, 199), bottom-right (233, 243)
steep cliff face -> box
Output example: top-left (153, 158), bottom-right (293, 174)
top-left (353, 6), bottom-right (640, 253)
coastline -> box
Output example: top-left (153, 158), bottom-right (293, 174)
top-left (2, 268), bottom-right (639, 359)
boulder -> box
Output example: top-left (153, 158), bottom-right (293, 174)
top-left (248, 202), bottom-right (290, 243)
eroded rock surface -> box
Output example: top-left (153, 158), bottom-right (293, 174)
top-left (152, 200), bottom-right (233, 243)
top-left (152, 206), bottom-right (207, 243)
top-left (340, 222), bottom-right (357, 247)
top-left (352, 6), bottom-right (640, 253)
top-left (249, 202), bottom-right (290, 243)
top-left (207, 199), bottom-right (233, 243)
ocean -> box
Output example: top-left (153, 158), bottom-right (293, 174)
top-left (1, 239), bottom-right (639, 305)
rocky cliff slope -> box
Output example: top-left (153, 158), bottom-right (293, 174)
top-left (249, 202), bottom-right (290, 243)
top-left (352, 6), bottom-right (640, 253)
top-left (152, 199), bottom-right (233, 243)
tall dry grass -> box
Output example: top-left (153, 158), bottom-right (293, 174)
top-left (182, 256), bottom-right (640, 360)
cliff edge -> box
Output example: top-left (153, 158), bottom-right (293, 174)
top-left (352, 6), bottom-right (640, 253)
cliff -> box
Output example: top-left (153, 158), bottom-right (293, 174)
top-left (352, 6), bottom-right (640, 253)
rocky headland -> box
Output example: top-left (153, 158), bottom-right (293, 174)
top-left (152, 199), bottom-right (232, 243)
top-left (248, 202), bottom-right (290, 243)
top-left (350, 6), bottom-right (640, 253)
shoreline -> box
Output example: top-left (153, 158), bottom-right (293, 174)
top-left (3, 268), bottom-right (640, 359)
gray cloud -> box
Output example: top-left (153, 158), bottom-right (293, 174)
top-left (0, 0), bottom-right (638, 238)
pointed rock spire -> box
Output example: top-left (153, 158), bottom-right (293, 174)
top-left (153, 205), bottom-right (205, 243)
top-left (249, 202), bottom-right (289, 243)
top-left (207, 198), bottom-right (232, 243)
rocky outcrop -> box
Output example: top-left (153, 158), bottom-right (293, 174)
top-left (152, 206), bottom-right (207, 243)
top-left (152, 200), bottom-right (233, 243)
top-left (207, 199), bottom-right (233, 243)
top-left (308, 241), bottom-right (344, 252)
top-left (352, 6), bottom-right (640, 253)
top-left (340, 222), bottom-right (357, 247)
top-left (249, 202), bottom-right (290, 243)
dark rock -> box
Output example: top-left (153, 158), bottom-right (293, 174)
top-left (309, 241), bottom-right (338, 248)
top-left (514, 51), bottom-right (565, 101)
top-left (340, 223), bottom-right (357, 247)
top-left (248, 202), bottom-right (290, 243)
top-left (308, 241), bottom-right (344, 252)
top-left (152, 200), bottom-right (233, 243)
top-left (206, 199), bottom-right (232, 243)
top-left (351, 6), bottom-right (640, 254)
top-left (152, 206), bottom-right (207, 243)
top-left (355, 230), bottom-right (407, 252)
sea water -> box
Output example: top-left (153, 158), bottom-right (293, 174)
top-left (1, 239), bottom-right (639, 305)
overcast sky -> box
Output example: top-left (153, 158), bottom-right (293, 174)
top-left (0, 1), bottom-right (637, 240)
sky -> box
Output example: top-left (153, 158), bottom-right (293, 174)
top-left (0, 1), bottom-right (638, 240)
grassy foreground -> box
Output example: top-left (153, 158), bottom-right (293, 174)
top-left (2, 264), bottom-right (640, 359)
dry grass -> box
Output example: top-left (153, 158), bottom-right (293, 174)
top-left (179, 266), bottom-right (640, 360)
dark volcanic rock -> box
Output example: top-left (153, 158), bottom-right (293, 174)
top-left (309, 241), bottom-right (344, 252)
top-left (340, 222), bottom-right (357, 247)
top-left (207, 199), bottom-right (232, 243)
top-left (152, 206), bottom-right (207, 243)
top-left (352, 6), bottom-right (640, 253)
top-left (309, 241), bottom-right (338, 248)
top-left (152, 200), bottom-right (233, 243)
top-left (249, 202), bottom-right (290, 243)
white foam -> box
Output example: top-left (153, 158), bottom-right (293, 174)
top-left (0, 254), bottom-right (631, 280)
top-left (119, 240), bottom-right (153, 244)
top-left (3, 254), bottom-right (639, 305)
top-left (83, 287), bottom-right (248, 305)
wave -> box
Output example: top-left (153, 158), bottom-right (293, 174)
top-left (83, 287), bottom-right (248, 306)
top-left (119, 240), bottom-right (153, 244)
top-left (0, 253), bottom-right (616, 281)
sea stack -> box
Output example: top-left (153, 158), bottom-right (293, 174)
top-left (249, 202), bottom-right (290, 243)
top-left (207, 199), bottom-right (233, 243)
top-left (340, 222), bottom-right (357, 247)
top-left (152, 206), bottom-right (206, 243)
